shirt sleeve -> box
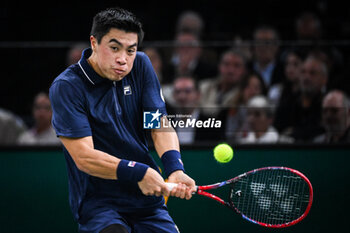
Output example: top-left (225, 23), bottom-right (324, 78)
top-left (140, 53), bottom-right (167, 116)
top-left (49, 80), bottom-right (92, 138)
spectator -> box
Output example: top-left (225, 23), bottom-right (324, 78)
top-left (200, 49), bottom-right (248, 117)
top-left (175, 10), bottom-right (204, 38)
top-left (143, 47), bottom-right (164, 83)
top-left (164, 31), bottom-right (217, 83)
top-left (251, 25), bottom-right (284, 88)
top-left (314, 90), bottom-right (350, 143)
top-left (232, 36), bottom-right (253, 62)
top-left (17, 92), bottom-right (60, 145)
top-left (295, 12), bottom-right (322, 41)
top-left (0, 108), bottom-right (27, 145)
top-left (167, 76), bottom-right (218, 144)
top-left (274, 54), bottom-right (328, 142)
top-left (224, 72), bottom-right (267, 141)
top-left (143, 47), bottom-right (176, 108)
top-left (268, 48), bottom-right (306, 106)
top-left (294, 12), bottom-right (345, 93)
top-left (237, 96), bottom-right (281, 144)
top-left (66, 42), bottom-right (89, 66)
top-left (307, 49), bottom-right (345, 95)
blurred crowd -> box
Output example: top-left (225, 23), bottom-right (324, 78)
top-left (1, 10), bottom-right (349, 146)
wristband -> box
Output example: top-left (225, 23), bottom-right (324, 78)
top-left (117, 160), bottom-right (149, 183)
top-left (161, 150), bottom-right (185, 177)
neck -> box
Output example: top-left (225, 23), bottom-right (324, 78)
top-left (255, 131), bottom-right (265, 138)
top-left (88, 53), bottom-right (104, 78)
top-left (327, 127), bottom-right (349, 142)
top-left (35, 123), bottom-right (51, 134)
top-left (328, 132), bottom-right (345, 142)
top-left (291, 81), bottom-right (299, 93)
top-left (301, 95), bottom-right (312, 108)
top-left (219, 80), bottom-right (235, 93)
top-left (257, 60), bottom-right (273, 70)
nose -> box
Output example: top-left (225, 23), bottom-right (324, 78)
top-left (116, 51), bottom-right (127, 65)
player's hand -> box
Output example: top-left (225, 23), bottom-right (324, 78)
top-left (167, 170), bottom-right (196, 200)
top-left (138, 168), bottom-right (170, 197)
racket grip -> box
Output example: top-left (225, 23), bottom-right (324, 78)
top-left (166, 182), bottom-right (198, 194)
top-left (166, 182), bottom-right (177, 191)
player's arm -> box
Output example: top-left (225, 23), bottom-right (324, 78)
top-left (60, 135), bottom-right (169, 196)
top-left (151, 116), bottom-right (180, 155)
top-left (151, 116), bottom-right (196, 199)
top-left (60, 136), bottom-right (119, 179)
top-left (139, 53), bottom-right (194, 197)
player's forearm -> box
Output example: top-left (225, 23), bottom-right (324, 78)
top-left (151, 117), bottom-right (185, 178)
top-left (60, 136), bottom-right (149, 182)
top-left (60, 136), bottom-right (119, 180)
top-left (151, 117), bottom-right (180, 157)
top-left (77, 148), bottom-right (120, 180)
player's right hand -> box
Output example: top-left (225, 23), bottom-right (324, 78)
top-left (138, 168), bottom-right (170, 197)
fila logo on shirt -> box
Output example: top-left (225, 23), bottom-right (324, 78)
top-left (124, 85), bottom-right (132, 95)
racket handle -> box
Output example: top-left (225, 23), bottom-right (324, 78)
top-left (166, 182), bottom-right (177, 191)
top-left (166, 182), bottom-right (198, 193)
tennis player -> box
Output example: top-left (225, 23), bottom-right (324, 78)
top-left (49, 7), bottom-right (196, 233)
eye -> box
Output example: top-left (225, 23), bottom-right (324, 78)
top-left (128, 49), bottom-right (136, 55)
top-left (111, 46), bottom-right (118, 51)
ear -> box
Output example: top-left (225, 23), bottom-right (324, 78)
top-left (90, 36), bottom-right (98, 52)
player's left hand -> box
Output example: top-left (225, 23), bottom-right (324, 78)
top-left (167, 170), bottom-right (196, 200)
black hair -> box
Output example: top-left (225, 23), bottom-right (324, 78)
top-left (240, 71), bottom-right (268, 96)
top-left (90, 7), bottom-right (144, 46)
top-left (220, 48), bottom-right (249, 67)
top-left (253, 24), bottom-right (280, 42)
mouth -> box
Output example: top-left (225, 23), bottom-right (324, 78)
top-left (113, 68), bottom-right (126, 75)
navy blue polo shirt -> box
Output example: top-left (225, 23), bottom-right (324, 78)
top-left (49, 48), bottom-right (167, 221)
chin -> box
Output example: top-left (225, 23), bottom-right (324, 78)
top-left (107, 74), bottom-right (125, 81)
top-left (114, 76), bottom-right (125, 81)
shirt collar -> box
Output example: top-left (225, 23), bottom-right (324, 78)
top-left (254, 61), bottom-right (276, 86)
top-left (78, 48), bottom-right (109, 85)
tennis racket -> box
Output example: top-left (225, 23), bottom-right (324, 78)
top-left (166, 166), bottom-right (313, 228)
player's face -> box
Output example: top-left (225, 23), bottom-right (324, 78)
top-left (90, 28), bottom-right (138, 81)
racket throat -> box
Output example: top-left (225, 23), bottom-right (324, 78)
top-left (198, 190), bottom-right (230, 207)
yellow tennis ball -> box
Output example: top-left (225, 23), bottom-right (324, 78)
top-left (213, 143), bottom-right (234, 163)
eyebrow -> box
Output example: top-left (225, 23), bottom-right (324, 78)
top-left (108, 38), bottom-right (137, 49)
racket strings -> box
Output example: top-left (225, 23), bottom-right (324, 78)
top-left (230, 169), bottom-right (310, 225)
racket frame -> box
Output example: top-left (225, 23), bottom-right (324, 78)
top-left (195, 166), bottom-right (313, 228)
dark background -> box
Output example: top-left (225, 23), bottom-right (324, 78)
top-left (2, 1), bottom-right (349, 41)
top-left (1, 0), bottom-right (349, 117)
